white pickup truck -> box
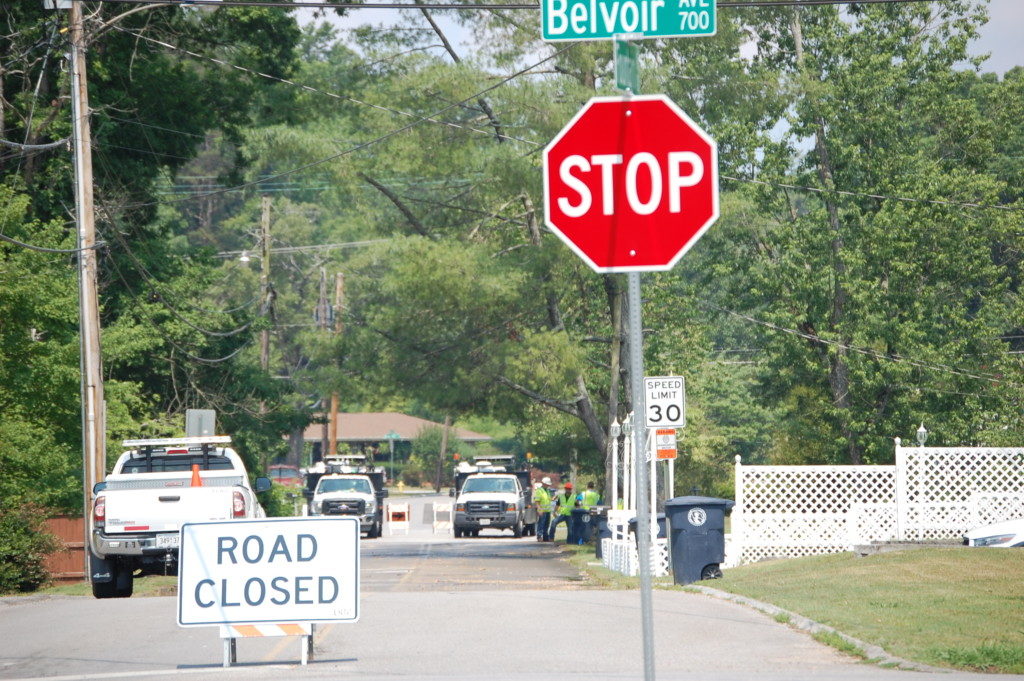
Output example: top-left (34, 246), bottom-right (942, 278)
top-left (308, 473), bottom-right (386, 538)
top-left (453, 473), bottom-right (528, 538)
top-left (88, 436), bottom-right (270, 599)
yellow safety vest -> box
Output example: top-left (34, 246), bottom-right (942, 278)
top-left (534, 487), bottom-right (551, 512)
top-left (556, 492), bottom-right (576, 516)
top-left (581, 489), bottom-right (600, 509)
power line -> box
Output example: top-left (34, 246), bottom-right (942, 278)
top-left (76, 0), bottom-right (949, 9)
top-left (0, 232), bottom-right (104, 254)
top-left (699, 299), bottom-right (1013, 385)
top-left (95, 208), bottom-right (258, 337)
top-left (724, 175), bottom-right (1023, 213)
top-left (110, 42), bottom-right (574, 211)
top-left (214, 239), bottom-right (391, 258)
top-left (111, 25), bottom-right (539, 147)
top-left (104, 246), bottom-right (256, 364)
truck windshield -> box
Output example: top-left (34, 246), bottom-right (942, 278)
top-left (121, 455), bottom-right (234, 473)
top-left (318, 478), bottom-right (372, 494)
top-left (463, 477), bottom-right (516, 494)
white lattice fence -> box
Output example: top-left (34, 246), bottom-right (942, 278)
top-left (732, 443), bottom-right (1024, 565)
top-left (733, 459), bottom-right (896, 565)
top-left (898, 444), bottom-right (1024, 540)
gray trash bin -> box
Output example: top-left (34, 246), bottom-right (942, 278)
top-left (664, 496), bottom-right (734, 585)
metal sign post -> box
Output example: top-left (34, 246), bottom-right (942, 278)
top-left (627, 272), bottom-right (656, 681)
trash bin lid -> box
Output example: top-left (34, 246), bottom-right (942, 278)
top-left (665, 496), bottom-right (735, 510)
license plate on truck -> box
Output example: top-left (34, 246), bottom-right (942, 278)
top-left (479, 519), bottom-right (490, 526)
top-left (156, 533), bottom-right (179, 549)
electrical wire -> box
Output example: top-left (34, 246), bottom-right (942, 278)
top-left (74, 0), bottom-right (952, 9)
top-left (110, 25), bottom-right (540, 147)
top-left (0, 232), bottom-right (104, 254)
top-left (109, 42), bottom-right (576, 211)
top-left (698, 299), bottom-right (1014, 385)
top-left (95, 211), bottom-right (257, 337)
top-left (104, 245), bottom-right (256, 364)
top-left (724, 175), bottom-right (1024, 213)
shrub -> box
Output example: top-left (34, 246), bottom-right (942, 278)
top-left (260, 482), bottom-right (304, 517)
top-left (0, 499), bottom-right (61, 593)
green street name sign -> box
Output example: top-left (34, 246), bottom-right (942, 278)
top-left (614, 37), bottom-right (639, 93)
top-left (542, 0), bottom-right (715, 42)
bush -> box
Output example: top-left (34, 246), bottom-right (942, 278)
top-left (260, 482), bottom-right (304, 517)
top-left (0, 499), bottom-right (61, 594)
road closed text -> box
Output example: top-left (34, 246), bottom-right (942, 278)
top-left (178, 517), bottom-right (359, 626)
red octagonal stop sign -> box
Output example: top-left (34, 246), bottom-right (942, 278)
top-left (543, 95), bottom-right (718, 272)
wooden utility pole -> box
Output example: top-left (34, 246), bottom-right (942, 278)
top-left (434, 414), bottom-right (451, 493)
top-left (70, 0), bottom-right (106, 553)
top-left (317, 268), bottom-right (330, 460)
top-left (328, 272), bottom-right (344, 458)
top-left (259, 196), bottom-right (271, 371)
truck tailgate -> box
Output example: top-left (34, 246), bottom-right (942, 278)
top-left (104, 486), bottom-right (238, 533)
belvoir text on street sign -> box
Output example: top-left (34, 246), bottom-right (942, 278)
top-left (543, 0), bottom-right (715, 42)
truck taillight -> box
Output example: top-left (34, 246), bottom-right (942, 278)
top-left (93, 495), bottom-right (106, 524)
top-left (506, 503), bottom-right (516, 512)
top-left (232, 491), bottom-right (246, 518)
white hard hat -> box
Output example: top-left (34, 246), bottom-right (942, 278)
top-left (542, 477), bottom-right (551, 485)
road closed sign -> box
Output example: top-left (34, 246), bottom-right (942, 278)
top-left (177, 517), bottom-right (359, 627)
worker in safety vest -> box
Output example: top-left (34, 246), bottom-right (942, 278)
top-left (546, 482), bottom-right (577, 542)
top-left (534, 478), bottom-right (553, 542)
top-left (581, 481), bottom-right (601, 509)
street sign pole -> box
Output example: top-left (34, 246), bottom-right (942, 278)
top-left (628, 271), bottom-right (656, 681)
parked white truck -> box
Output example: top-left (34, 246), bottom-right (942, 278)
top-left (88, 436), bottom-right (270, 599)
top-left (453, 470), bottom-right (531, 538)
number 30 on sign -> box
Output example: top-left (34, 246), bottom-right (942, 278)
top-left (644, 376), bottom-right (685, 428)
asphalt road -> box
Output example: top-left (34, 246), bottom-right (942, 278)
top-left (2, 493), bottom-right (1021, 681)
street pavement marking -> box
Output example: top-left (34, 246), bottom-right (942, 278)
top-left (0, 665), bottom-right (294, 681)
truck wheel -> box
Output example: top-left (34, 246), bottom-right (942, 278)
top-left (454, 528), bottom-right (463, 538)
top-left (91, 578), bottom-right (118, 599)
top-left (93, 561), bottom-right (133, 599)
top-left (471, 530), bottom-right (480, 538)
top-left (513, 519), bottom-right (523, 538)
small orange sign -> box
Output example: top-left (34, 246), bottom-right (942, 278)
top-left (655, 428), bottom-right (677, 460)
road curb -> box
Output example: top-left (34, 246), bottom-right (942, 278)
top-left (685, 585), bottom-right (951, 674)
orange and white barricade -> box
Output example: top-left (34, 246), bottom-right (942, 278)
top-left (387, 502), bottom-right (411, 535)
top-left (219, 623), bottom-right (313, 667)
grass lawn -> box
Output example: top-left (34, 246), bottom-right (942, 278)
top-left (711, 548), bottom-right (1024, 674)
top-left (34, 575), bottom-right (178, 598)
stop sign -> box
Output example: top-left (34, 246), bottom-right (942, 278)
top-left (543, 95), bottom-right (718, 272)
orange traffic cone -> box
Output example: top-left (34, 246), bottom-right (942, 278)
top-left (191, 463), bottom-right (203, 487)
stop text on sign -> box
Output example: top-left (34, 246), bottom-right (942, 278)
top-left (557, 151), bottom-right (704, 217)
top-left (178, 517), bottom-right (359, 627)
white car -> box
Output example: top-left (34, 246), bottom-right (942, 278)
top-left (963, 518), bottom-right (1024, 547)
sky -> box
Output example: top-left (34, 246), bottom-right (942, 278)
top-left (971, 0), bottom-right (1023, 75)
top-left (297, 0), bottom-right (1023, 76)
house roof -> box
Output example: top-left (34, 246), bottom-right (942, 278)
top-left (301, 412), bottom-right (493, 443)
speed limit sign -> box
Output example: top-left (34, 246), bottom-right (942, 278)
top-left (644, 376), bottom-right (686, 428)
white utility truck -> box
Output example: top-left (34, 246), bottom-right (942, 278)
top-left (306, 456), bottom-right (388, 538)
top-left (452, 456), bottom-right (535, 538)
top-left (88, 436), bottom-right (270, 598)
